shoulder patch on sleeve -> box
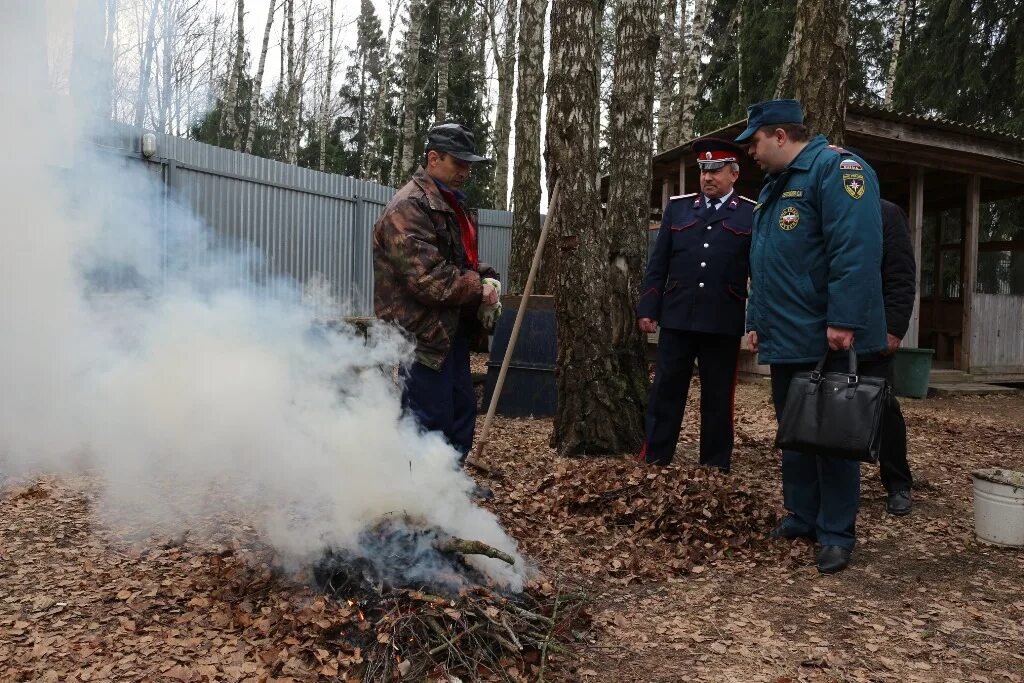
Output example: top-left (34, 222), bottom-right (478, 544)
top-left (839, 158), bottom-right (863, 171)
top-left (669, 192), bottom-right (698, 200)
top-left (739, 195), bottom-right (756, 204)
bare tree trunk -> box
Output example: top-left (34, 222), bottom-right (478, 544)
top-left (546, 0), bottom-right (625, 456)
top-left (736, 2), bottom-right (744, 102)
top-left (362, 0), bottom-right (402, 181)
top-left (491, 0), bottom-right (517, 210)
top-left (675, 0), bottom-right (706, 142)
top-left (790, 0), bottom-right (850, 144)
top-left (435, 0), bottom-right (451, 123)
top-left (655, 0), bottom-right (676, 151)
top-left (208, 0), bottom-right (221, 110)
top-left (102, 0), bottom-right (118, 121)
top-left (883, 0), bottom-right (909, 106)
top-left (509, 0), bottom-right (547, 294)
top-left (221, 0), bottom-right (245, 148)
top-left (290, 0), bottom-right (313, 164)
top-left (244, 0), bottom-right (276, 153)
top-left (158, 0), bottom-right (175, 133)
top-left (281, 0), bottom-right (297, 162)
top-left (603, 0), bottom-right (658, 452)
top-left (774, 5), bottom-right (799, 98)
top-left (319, 0), bottom-right (335, 169)
top-left (134, 0), bottom-right (160, 128)
top-left (398, 0), bottom-right (426, 182)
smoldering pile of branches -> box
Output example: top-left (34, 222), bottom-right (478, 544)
top-left (360, 586), bottom-right (588, 682)
top-left (309, 517), bottom-right (590, 681)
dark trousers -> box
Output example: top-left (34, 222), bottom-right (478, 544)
top-left (770, 352), bottom-right (889, 549)
top-left (642, 329), bottom-right (740, 470)
top-left (401, 331), bottom-right (476, 463)
top-left (870, 356), bottom-right (913, 493)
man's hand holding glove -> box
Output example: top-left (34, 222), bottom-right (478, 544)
top-left (478, 277), bottom-right (502, 333)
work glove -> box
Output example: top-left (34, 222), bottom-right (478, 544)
top-left (478, 277), bottom-right (502, 333)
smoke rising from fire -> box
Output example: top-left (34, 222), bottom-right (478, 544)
top-left (0, 2), bottom-right (526, 590)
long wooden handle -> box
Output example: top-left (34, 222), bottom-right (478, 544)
top-left (468, 181), bottom-right (561, 468)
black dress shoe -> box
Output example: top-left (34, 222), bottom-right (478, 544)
top-left (886, 489), bottom-right (912, 516)
top-left (767, 518), bottom-right (816, 541)
top-left (816, 545), bottom-right (852, 574)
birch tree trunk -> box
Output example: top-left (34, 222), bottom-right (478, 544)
top-left (603, 0), bottom-right (658, 450)
top-left (220, 0), bottom-right (245, 146)
top-left (319, 0), bottom-right (335, 170)
top-left (790, 0), bottom-right (850, 144)
top-left (492, 0), bottom-right (518, 210)
top-left (434, 0), bottom-right (451, 123)
top-left (398, 0), bottom-right (426, 182)
top-left (244, 0), bottom-right (276, 153)
top-left (291, 1), bottom-right (313, 164)
top-left (675, 0), bottom-right (707, 142)
top-left (774, 4), bottom-right (800, 99)
top-left (158, 0), bottom-right (174, 133)
top-left (883, 0), bottom-right (909, 106)
top-left (102, 0), bottom-right (118, 121)
top-left (546, 0), bottom-right (625, 456)
top-left (509, 0), bottom-right (547, 293)
top-left (655, 0), bottom-right (676, 151)
top-left (134, 0), bottom-right (160, 128)
top-left (362, 0), bottom-right (401, 181)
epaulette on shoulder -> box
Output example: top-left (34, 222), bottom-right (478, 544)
top-left (669, 192), bottom-right (698, 200)
top-left (739, 195), bottom-right (756, 204)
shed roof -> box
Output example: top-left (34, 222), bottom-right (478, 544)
top-left (645, 103), bottom-right (1024, 212)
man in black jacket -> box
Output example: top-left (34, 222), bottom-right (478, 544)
top-left (878, 198), bottom-right (916, 515)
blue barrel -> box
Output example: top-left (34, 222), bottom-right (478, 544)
top-left (483, 295), bottom-right (557, 417)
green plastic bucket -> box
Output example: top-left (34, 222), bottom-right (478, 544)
top-left (892, 347), bottom-right (935, 398)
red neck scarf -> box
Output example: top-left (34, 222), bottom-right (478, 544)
top-left (436, 185), bottom-right (479, 270)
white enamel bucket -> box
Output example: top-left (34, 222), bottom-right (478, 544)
top-left (973, 468), bottom-right (1024, 548)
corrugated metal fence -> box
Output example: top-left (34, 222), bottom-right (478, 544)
top-left (91, 124), bottom-right (514, 317)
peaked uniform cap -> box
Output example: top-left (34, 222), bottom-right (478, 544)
top-left (425, 123), bottom-right (491, 163)
top-left (693, 137), bottom-right (744, 169)
top-left (734, 99), bottom-right (804, 143)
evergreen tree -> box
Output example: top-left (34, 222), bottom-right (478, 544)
top-left (337, 0), bottom-right (387, 177)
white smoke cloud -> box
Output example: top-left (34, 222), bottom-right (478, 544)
top-left (0, 1), bottom-right (526, 590)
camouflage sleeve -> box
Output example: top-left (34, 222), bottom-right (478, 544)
top-left (375, 198), bottom-right (483, 308)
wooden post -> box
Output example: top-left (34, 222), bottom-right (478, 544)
top-left (961, 174), bottom-right (981, 372)
top-left (678, 158), bottom-right (686, 196)
top-left (661, 176), bottom-right (671, 210)
top-left (905, 166), bottom-right (924, 348)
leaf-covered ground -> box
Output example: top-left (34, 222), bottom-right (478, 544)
top-left (2, 368), bottom-right (1023, 682)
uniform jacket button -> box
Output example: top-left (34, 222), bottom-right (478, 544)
top-left (703, 243), bottom-right (709, 248)
top-left (699, 282), bottom-right (705, 288)
top-left (700, 262), bottom-right (706, 267)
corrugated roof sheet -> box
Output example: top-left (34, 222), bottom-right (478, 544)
top-left (654, 103), bottom-right (1024, 163)
top-left (849, 102), bottom-right (1024, 145)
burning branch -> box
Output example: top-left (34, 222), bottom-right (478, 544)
top-left (433, 537), bottom-right (515, 565)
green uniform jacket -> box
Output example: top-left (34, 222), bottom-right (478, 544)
top-left (746, 135), bottom-right (887, 364)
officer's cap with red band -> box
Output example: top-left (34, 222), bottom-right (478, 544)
top-left (693, 137), bottom-right (743, 170)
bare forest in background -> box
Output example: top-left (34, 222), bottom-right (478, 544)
top-left (75, 0), bottom-right (1024, 455)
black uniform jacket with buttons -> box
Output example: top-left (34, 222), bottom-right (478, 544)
top-left (637, 192), bottom-right (754, 336)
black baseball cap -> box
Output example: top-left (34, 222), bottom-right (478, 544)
top-left (424, 123), bottom-right (491, 163)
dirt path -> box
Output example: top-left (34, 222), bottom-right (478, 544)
top-left (2, 383), bottom-right (1023, 682)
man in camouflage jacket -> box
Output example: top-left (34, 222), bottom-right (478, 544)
top-left (372, 123), bottom-right (499, 464)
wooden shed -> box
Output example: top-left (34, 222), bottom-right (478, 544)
top-left (647, 103), bottom-right (1024, 383)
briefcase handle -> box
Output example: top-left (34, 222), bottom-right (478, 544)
top-left (808, 346), bottom-right (859, 392)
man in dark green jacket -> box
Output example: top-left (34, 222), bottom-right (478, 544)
top-left (737, 99), bottom-right (887, 574)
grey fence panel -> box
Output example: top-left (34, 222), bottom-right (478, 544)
top-left (476, 208), bottom-right (513, 281)
top-left (92, 124), bottom-right (511, 317)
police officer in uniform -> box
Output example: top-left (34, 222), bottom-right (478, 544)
top-left (637, 138), bottom-right (755, 471)
top-left (737, 100), bottom-right (887, 574)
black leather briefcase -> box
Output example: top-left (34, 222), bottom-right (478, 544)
top-left (775, 348), bottom-right (888, 463)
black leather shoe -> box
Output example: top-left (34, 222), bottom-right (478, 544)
top-left (886, 489), bottom-right (912, 516)
top-left (767, 518), bottom-right (816, 541)
top-left (816, 545), bottom-right (852, 574)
